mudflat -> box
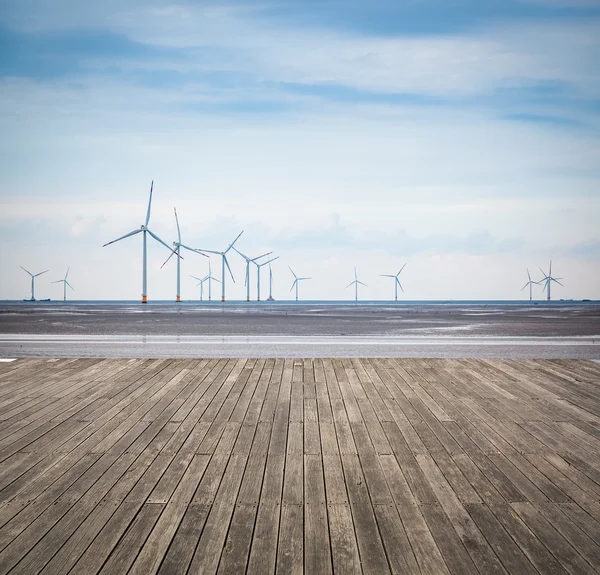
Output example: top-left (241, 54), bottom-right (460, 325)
top-left (1, 301), bottom-right (599, 337)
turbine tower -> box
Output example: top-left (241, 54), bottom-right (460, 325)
top-left (195, 231), bottom-right (244, 302)
top-left (380, 263), bottom-right (406, 301)
top-left (21, 267), bottom-right (48, 302)
top-left (254, 256), bottom-right (279, 301)
top-left (161, 207), bottom-right (208, 302)
top-left (232, 247), bottom-right (273, 301)
top-left (289, 267), bottom-right (311, 301)
top-left (346, 267), bottom-right (367, 302)
top-left (520, 268), bottom-right (539, 302)
top-left (103, 181), bottom-right (179, 303)
top-left (539, 261), bottom-right (563, 301)
top-left (52, 267), bottom-right (74, 302)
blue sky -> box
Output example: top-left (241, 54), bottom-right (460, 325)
top-left (1, 0), bottom-right (599, 300)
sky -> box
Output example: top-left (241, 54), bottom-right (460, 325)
top-left (1, 0), bottom-right (599, 301)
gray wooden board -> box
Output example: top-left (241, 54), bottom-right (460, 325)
top-left (0, 358), bottom-right (599, 574)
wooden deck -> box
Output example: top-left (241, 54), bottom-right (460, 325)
top-left (0, 359), bottom-right (599, 574)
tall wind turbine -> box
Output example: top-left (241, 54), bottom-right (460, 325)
top-left (267, 262), bottom-right (275, 301)
top-left (195, 231), bottom-right (244, 302)
top-left (380, 263), bottom-right (406, 301)
top-left (346, 267), bottom-right (367, 302)
top-left (539, 261), bottom-right (563, 301)
top-left (289, 267), bottom-right (311, 301)
top-left (161, 207), bottom-right (208, 302)
top-left (21, 267), bottom-right (48, 301)
top-left (233, 247), bottom-right (273, 301)
top-left (255, 256), bottom-right (279, 301)
top-left (52, 267), bottom-right (74, 302)
top-left (103, 181), bottom-right (179, 303)
top-left (520, 268), bottom-right (539, 302)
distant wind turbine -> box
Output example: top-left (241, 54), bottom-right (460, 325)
top-left (380, 264), bottom-right (406, 301)
top-left (267, 262), bottom-right (275, 301)
top-left (21, 267), bottom-right (48, 302)
top-left (192, 260), bottom-right (221, 301)
top-left (539, 261), bottom-right (563, 301)
top-left (195, 231), bottom-right (244, 302)
top-left (520, 268), bottom-right (539, 302)
top-left (190, 272), bottom-right (219, 301)
top-left (103, 181), bottom-right (179, 303)
top-left (289, 267), bottom-right (311, 301)
top-left (255, 255), bottom-right (279, 301)
top-left (161, 207), bottom-right (208, 302)
top-left (233, 246), bottom-right (273, 301)
top-left (52, 267), bottom-right (74, 302)
top-left (346, 267), bottom-right (367, 302)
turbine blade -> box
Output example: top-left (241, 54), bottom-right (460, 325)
top-left (398, 281), bottom-right (404, 292)
top-left (65, 267), bottom-right (70, 280)
top-left (526, 268), bottom-right (531, 281)
top-left (380, 274), bottom-right (394, 278)
top-left (232, 246), bottom-right (249, 261)
top-left (398, 263), bottom-right (406, 276)
top-left (539, 266), bottom-right (548, 278)
top-left (552, 278), bottom-right (564, 287)
top-left (103, 228), bottom-right (142, 247)
top-left (66, 281), bottom-right (74, 290)
top-left (290, 280), bottom-right (297, 292)
top-left (189, 275), bottom-right (202, 281)
top-left (145, 180), bottom-right (153, 227)
top-left (346, 282), bottom-right (355, 289)
top-left (224, 255), bottom-right (235, 281)
top-left (212, 276), bottom-right (221, 283)
top-left (251, 251), bottom-right (273, 262)
top-left (354, 267), bottom-right (357, 280)
top-left (20, 266), bottom-right (33, 276)
top-left (549, 260), bottom-right (552, 276)
top-left (174, 207), bottom-right (181, 243)
top-left (521, 283), bottom-right (529, 291)
top-left (358, 281), bottom-right (368, 287)
top-left (289, 266), bottom-right (297, 279)
top-left (226, 230), bottom-right (244, 252)
top-left (34, 270), bottom-right (49, 277)
top-left (181, 245), bottom-right (209, 257)
top-left (51, 280), bottom-right (62, 284)
top-left (147, 229), bottom-right (183, 257)
top-left (193, 248), bottom-right (220, 255)
top-left (260, 256), bottom-right (279, 267)
top-left (161, 250), bottom-right (176, 269)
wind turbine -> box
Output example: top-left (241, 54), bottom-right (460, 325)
top-left (233, 247), bottom-right (273, 301)
top-left (289, 267), bottom-right (311, 301)
top-left (254, 255), bottom-right (279, 301)
top-left (21, 267), bottom-right (48, 301)
top-left (380, 263), bottom-right (406, 301)
top-left (52, 267), bottom-right (74, 302)
top-left (539, 261), bottom-right (563, 301)
top-left (195, 231), bottom-right (244, 302)
top-left (267, 262), bottom-right (275, 301)
top-left (520, 268), bottom-right (539, 302)
top-left (103, 181), bottom-right (179, 303)
top-left (346, 267), bottom-right (367, 302)
top-left (161, 207), bottom-right (208, 302)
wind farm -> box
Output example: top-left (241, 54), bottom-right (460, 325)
top-left (8, 182), bottom-right (586, 304)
